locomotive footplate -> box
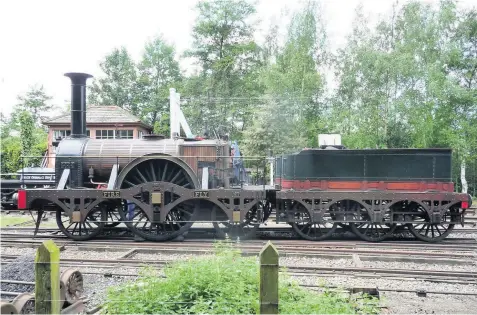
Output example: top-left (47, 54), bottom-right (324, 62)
top-left (22, 182), bottom-right (267, 224)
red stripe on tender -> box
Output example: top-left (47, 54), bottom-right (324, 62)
top-left (275, 179), bottom-right (455, 192)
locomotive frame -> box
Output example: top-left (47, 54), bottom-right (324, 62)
top-left (14, 72), bottom-right (473, 243)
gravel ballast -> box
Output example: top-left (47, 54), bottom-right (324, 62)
top-left (0, 254), bottom-right (36, 299)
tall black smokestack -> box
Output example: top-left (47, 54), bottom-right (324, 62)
top-left (64, 72), bottom-right (93, 138)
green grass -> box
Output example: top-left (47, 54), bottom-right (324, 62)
top-left (102, 241), bottom-right (380, 314)
top-left (0, 214), bottom-right (32, 227)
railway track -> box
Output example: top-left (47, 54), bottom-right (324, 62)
top-left (1, 253), bottom-right (475, 286)
top-left (1, 225), bottom-right (477, 241)
top-left (2, 237), bottom-right (476, 268)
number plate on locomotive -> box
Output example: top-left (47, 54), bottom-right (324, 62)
top-left (194, 191), bottom-right (209, 198)
top-left (103, 191), bottom-right (121, 198)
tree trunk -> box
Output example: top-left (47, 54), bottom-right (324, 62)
top-left (461, 158), bottom-right (468, 194)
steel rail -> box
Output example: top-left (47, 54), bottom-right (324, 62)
top-left (2, 255), bottom-right (475, 285)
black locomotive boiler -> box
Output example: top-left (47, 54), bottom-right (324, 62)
top-left (17, 72), bottom-right (472, 243)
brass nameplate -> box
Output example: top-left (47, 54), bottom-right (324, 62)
top-left (103, 191), bottom-right (121, 198)
top-left (194, 191), bottom-right (210, 198)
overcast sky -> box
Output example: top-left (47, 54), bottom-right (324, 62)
top-left (0, 0), bottom-right (475, 119)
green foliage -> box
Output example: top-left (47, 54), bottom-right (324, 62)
top-left (137, 35), bottom-right (182, 125)
top-left (182, 0), bottom-right (264, 139)
top-left (153, 112), bottom-right (170, 136)
top-left (88, 47), bottom-right (138, 113)
top-left (0, 136), bottom-right (22, 175)
top-left (15, 85), bottom-right (54, 126)
top-left (18, 111), bottom-right (34, 157)
top-left (102, 241), bottom-right (379, 314)
top-left (1, 87), bottom-right (49, 174)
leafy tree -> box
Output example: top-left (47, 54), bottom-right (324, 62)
top-left (18, 111), bottom-right (34, 158)
top-left (243, 1), bottom-right (327, 155)
top-left (184, 0), bottom-right (263, 139)
top-left (444, 8), bottom-right (477, 193)
top-left (137, 35), bottom-right (182, 125)
top-left (88, 47), bottom-right (138, 114)
top-left (14, 85), bottom-right (53, 126)
top-left (1, 87), bottom-right (50, 173)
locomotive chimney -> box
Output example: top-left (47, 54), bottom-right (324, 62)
top-left (64, 72), bottom-right (93, 138)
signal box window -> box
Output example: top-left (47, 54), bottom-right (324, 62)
top-left (117, 130), bottom-right (133, 139)
top-left (54, 130), bottom-right (71, 139)
top-left (96, 130), bottom-right (115, 139)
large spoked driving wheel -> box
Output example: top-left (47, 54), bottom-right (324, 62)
top-left (118, 157), bottom-right (197, 189)
top-left (56, 206), bottom-right (107, 241)
top-left (291, 202), bottom-right (337, 241)
top-left (116, 157), bottom-right (199, 241)
top-left (349, 201), bottom-right (397, 242)
top-left (407, 203), bottom-right (457, 242)
top-left (118, 200), bottom-right (194, 241)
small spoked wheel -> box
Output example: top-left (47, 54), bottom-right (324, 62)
top-left (349, 202), bottom-right (396, 242)
top-left (213, 204), bottom-right (260, 240)
top-left (291, 202), bottom-right (337, 241)
top-left (56, 206), bottom-right (107, 241)
top-left (407, 204), bottom-right (457, 242)
top-left (118, 200), bottom-right (194, 241)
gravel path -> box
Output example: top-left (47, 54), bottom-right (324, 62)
top-left (280, 256), bottom-right (355, 268)
top-left (60, 249), bottom-right (128, 260)
top-left (0, 254), bottom-right (36, 299)
top-left (294, 275), bottom-right (477, 314)
top-left (448, 232), bottom-right (477, 239)
top-left (361, 260), bottom-right (477, 272)
top-left (1, 246), bottom-right (36, 256)
top-left (131, 252), bottom-right (213, 261)
top-left (382, 292), bottom-right (477, 314)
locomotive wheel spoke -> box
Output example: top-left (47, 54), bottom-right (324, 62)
top-left (56, 206), bottom-right (106, 241)
top-left (407, 204), bottom-right (456, 243)
top-left (350, 202), bottom-right (396, 242)
top-left (291, 202), bottom-right (337, 241)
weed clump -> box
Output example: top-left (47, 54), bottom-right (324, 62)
top-left (102, 241), bottom-right (379, 314)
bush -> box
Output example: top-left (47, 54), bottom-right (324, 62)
top-left (102, 241), bottom-right (379, 314)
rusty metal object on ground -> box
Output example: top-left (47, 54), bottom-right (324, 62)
top-left (12, 293), bottom-right (35, 314)
top-left (60, 300), bottom-right (85, 314)
top-left (0, 301), bottom-right (17, 314)
top-left (60, 268), bottom-right (84, 305)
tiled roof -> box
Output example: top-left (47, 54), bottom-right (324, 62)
top-left (43, 106), bottom-right (151, 128)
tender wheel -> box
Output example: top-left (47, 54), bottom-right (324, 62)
top-left (349, 200), bottom-right (397, 242)
top-left (56, 206), bottom-right (107, 241)
top-left (407, 203), bottom-right (457, 242)
top-left (119, 200), bottom-right (194, 241)
top-left (212, 204), bottom-right (260, 240)
top-left (291, 201), bottom-right (337, 241)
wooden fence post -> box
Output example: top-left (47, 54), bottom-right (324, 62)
top-left (259, 241), bottom-right (279, 314)
top-left (35, 240), bottom-right (61, 314)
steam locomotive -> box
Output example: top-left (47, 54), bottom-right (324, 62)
top-left (15, 72), bottom-right (472, 243)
